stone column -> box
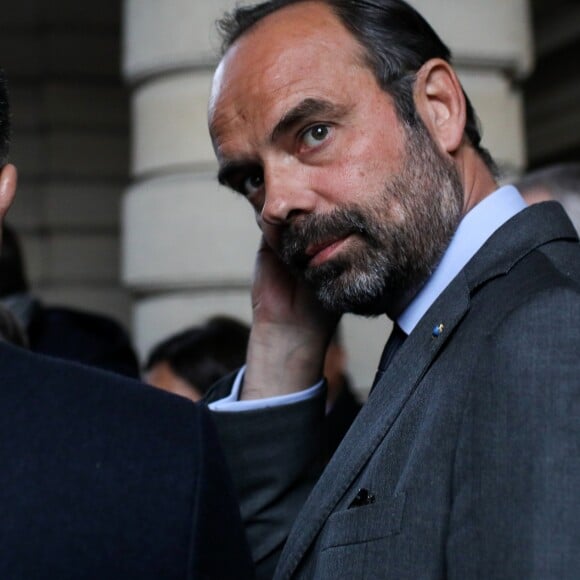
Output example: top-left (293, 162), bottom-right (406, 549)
top-left (122, 0), bottom-right (257, 366)
top-left (122, 0), bottom-right (532, 394)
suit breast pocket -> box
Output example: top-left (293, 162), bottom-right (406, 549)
top-left (320, 491), bottom-right (406, 550)
top-left (315, 492), bottom-right (407, 579)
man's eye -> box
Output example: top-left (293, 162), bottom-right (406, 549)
top-left (242, 172), bottom-right (264, 196)
top-left (302, 124), bottom-right (330, 148)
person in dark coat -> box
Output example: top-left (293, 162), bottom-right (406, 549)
top-left (0, 69), bottom-right (254, 579)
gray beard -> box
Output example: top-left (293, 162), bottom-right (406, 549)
top-left (278, 121), bottom-right (464, 316)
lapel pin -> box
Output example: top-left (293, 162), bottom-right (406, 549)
top-left (432, 323), bottom-right (445, 338)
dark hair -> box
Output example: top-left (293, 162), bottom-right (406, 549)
top-left (217, 0), bottom-right (496, 173)
top-left (144, 316), bottom-right (250, 396)
top-left (0, 223), bottom-right (29, 297)
top-left (0, 70), bottom-right (10, 167)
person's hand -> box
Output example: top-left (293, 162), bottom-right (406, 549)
top-left (242, 237), bottom-right (340, 400)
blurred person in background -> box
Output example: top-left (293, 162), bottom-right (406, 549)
top-left (0, 223), bottom-right (140, 378)
top-left (144, 315), bottom-right (251, 402)
top-left (517, 162), bottom-right (580, 230)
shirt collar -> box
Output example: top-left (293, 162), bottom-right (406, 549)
top-left (397, 185), bottom-right (527, 335)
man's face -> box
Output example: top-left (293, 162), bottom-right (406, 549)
top-left (209, 1), bottom-right (464, 316)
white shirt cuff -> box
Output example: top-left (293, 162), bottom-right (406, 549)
top-left (208, 365), bottom-right (324, 411)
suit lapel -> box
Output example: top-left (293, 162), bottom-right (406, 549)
top-left (275, 202), bottom-right (578, 579)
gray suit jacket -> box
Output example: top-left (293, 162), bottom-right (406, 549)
top-left (208, 202), bottom-right (580, 579)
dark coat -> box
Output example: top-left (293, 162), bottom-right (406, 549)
top-left (28, 304), bottom-right (140, 378)
top-left (0, 342), bottom-right (254, 579)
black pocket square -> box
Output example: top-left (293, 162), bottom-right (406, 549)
top-left (348, 488), bottom-right (376, 509)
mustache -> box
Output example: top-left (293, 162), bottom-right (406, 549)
top-left (278, 207), bottom-right (376, 270)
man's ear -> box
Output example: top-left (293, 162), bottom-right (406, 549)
top-left (413, 59), bottom-right (466, 155)
top-left (0, 163), bottom-right (17, 221)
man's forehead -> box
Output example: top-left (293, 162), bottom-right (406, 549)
top-left (215, 2), bottom-right (358, 79)
top-left (209, 1), bottom-right (365, 139)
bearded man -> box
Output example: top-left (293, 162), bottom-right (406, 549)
top-left (206, 1), bottom-right (580, 578)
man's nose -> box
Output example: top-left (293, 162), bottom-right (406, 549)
top-left (260, 163), bottom-right (315, 227)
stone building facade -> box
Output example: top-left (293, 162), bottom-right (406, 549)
top-left (2, 0), bottom-right (578, 394)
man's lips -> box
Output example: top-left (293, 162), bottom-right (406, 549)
top-left (305, 235), bottom-right (350, 267)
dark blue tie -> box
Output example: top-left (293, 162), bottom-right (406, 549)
top-left (371, 324), bottom-right (406, 390)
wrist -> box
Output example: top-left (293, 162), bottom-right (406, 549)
top-left (242, 322), bottom-right (328, 400)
